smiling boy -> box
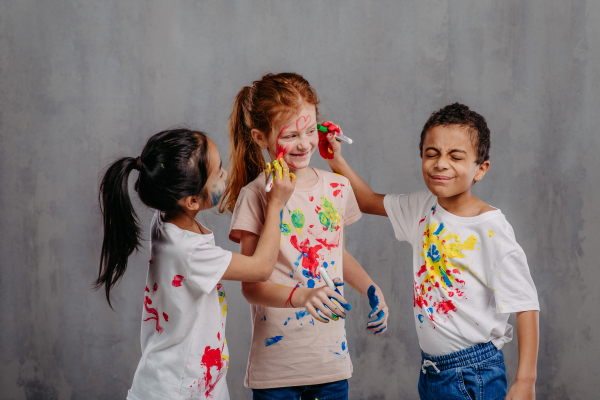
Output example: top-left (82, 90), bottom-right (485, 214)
top-left (324, 103), bottom-right (540, 400)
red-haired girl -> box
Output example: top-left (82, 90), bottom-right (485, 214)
top-left (220, 73), bottom-right (389, 399)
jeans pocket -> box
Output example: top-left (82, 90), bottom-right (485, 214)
top-left (456, 367), bottom-right (477, 400)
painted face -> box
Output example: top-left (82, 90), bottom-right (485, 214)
top-left (205, 139), bottom-right (228, 208)
top-left (269, 103), bottom-right (318, 170)
top-left (421, 125), bottom-right (488, 199)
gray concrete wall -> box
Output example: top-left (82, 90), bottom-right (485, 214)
top-left (1, 1), bottom-right (598, 399)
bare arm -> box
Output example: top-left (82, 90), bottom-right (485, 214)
top-left (239, 231), bottom-right (350, 323)
top-left (221, 159), bottom-right (294, 282)
top-left (322, 127), bottom-right (387, 216)
top-left (506, 310), bottom-right (539, 400)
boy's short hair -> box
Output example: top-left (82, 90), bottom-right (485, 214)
top-left (419, 103), bottom-right (490, 164)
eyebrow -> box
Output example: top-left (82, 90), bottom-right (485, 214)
top-left (449, 149), bottom-right (467, 154)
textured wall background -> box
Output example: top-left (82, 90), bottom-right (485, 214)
top-left (1, 1), bottom-right (599, 399)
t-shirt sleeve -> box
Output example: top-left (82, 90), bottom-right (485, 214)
top-left (491, 250), bottom-right (540, 314)
top-left (383, 193), bottom-right (412, 243)
top-left (229, 186), bottom-right (266, 244)
top-left (187, 242), bottom-right (233, 294)
top-left (343, 179), bottom-right (362, 226)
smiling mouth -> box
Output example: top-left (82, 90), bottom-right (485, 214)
top-left (431, 175), bottom-right (453, 182)
top-left (290, 151), bottom-right (309, 158)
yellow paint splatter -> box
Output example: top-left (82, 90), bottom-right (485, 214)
top-left (489, 230), bottom-right (494, 237)
top-left (222, 304), bottom-right (227, 316)
top-left (418, 222), bottom-right (477, 296)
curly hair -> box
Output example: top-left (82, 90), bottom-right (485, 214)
top-left (419, 103), bottom-right (490, 164)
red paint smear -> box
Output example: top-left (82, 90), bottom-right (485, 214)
top-left (436, 300), bottom-right (457, 315)
top-left (290, 236), bottom-right (323, 278)
top-left (163, 312), bottom-right (169, 321)
top-left (317, 121), bottom-right (340, 160)
top-left (309, 225), bottom-right (314, 228)
top-left (172, 275), bottom-right (186, 287)
top-left (418, 216), bottom-right (427, 226)
top-left (455, 279), bottom-right (465, 285)
top-left (416, 264), bottom-right (427, 277)
top-left (153, 283), bottom-right (158, 292)
top-left (144, 286), bottom-right (149, 292)
top-left (275, 125), bottom-right (293, 159)
top-left (413, 284), bottom-right (428, 309)
top-left (309, 196), bottom-right (314, 201)
top-left (333, 189), bottom-right (341, 197)
top-left (201, 346), bottom-right (225, 398)
top-left (330, 183), bottom-right (339, 188)
top-left (143, 296), bottom-right (164, 334)
top-left (315, 236), bottom-right (339, 251)
top-left (217, 332), bottom-right (220, 341)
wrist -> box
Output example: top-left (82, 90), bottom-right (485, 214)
top-left (326, 157), bottom-right (346, 172)
top-left (291, 287), bottom-right (310, 308)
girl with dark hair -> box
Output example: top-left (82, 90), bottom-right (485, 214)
top-left (96, 128), bottom-right (294, 400)
top-left (221, 73), bottom-right (390, 399)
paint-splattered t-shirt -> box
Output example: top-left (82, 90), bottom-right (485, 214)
top-left (127, 212), bottom-right (232, 400)
top-left (229, 168), bottom-right (361, 389)
top-left (384, 191), bottom-right (540, 356)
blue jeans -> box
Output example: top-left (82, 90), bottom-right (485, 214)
top-left (252, 379), bottom-right (348, 400)
top-left (418, 342), bottom-right (507, 400)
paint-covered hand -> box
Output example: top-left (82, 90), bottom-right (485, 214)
top-left (318, 121), bottom-right (341, 160)
top-left (506, 379), bottom-right (535, 400)
top-left (266, 158), bottom-right (295, 206)
top-left (296, 279), bottom-right (351, 323)
top-left (367, 285), bottom-right (388, 335)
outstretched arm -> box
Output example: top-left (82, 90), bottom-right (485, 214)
top-left (322, 127), bottom-right (387, 216)
top-left (506, 310), bottom-right (539, 400)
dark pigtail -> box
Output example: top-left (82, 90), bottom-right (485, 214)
top-left (96, 157), bottom-right (142, 309)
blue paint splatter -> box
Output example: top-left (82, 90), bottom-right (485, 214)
top-left (302, 269), bottom-right (311, 278)
top-left (307, 279), bottom-right (315, 288)
top-left (323, 261), bottom-right (328, 269)
top-left (341, 341), bottom-right (346, 351)
top-left (265, 336), bottom-right (283, 347)
top-left (434, 222), bottom-right (444, 235)
top-left (427, 307), bottom-right (434, 315)
top-left (367, 285), bottom-right (386, 333)
top-left (331, 261), bottom-right (335, 265)
top-left (418, 314), bottom-right (424, 323)
top-left (283, 317), bottom-right (291, 326)
top-left (289, 253), bottom-right (303, 278)
top-left (310, 318), bottom-right (314, 325)
top-left (427, 244), bottom-right (441, 262)
top-left (439, 266), bottom-right (452, 287)
top-left (260, 316), bottom-right (267, 322)
top-left (295, 310), bottom-right (310, 319)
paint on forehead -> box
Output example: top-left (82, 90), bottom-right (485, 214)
top-left (296, 114), bottom-right (311, 131)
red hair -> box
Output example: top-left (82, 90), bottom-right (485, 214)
top-left (219, 72), bottom-right (320, 213)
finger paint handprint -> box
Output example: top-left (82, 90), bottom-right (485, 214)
top-left (318, 121), bottom-right (340, 159)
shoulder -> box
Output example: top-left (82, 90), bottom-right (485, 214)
top-left (242, 174), bottom-right (267, 197)
top-left (386, 190), bottom-right (435, 210)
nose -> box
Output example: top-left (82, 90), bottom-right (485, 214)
top-left (297, 135), bottom-right (310, 151)
top-left (435, 156), bottom-right (449, 170)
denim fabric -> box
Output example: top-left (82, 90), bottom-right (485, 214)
top-left (252, 379), bottom-right (348, 400)
top-left (418, 342), bottom-right (507, 400)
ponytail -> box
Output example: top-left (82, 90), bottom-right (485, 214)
top-left (95, 129), bottom-right (211, 308)
top-left (219, 72), bottom-right (320, 214)
top-left (95, 157), bottom-right (142, 309)
top-left (219, 87), bottom-right (267, 214)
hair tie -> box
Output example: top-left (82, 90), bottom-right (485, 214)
top-left (135, 156), bottom-right (142, 171)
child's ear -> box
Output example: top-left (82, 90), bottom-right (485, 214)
top-left (251, 129), bottom-right (269, 149)
top-left (181, 195), bottom-right (201, 211)
top-left (474, 160), bottom-right (490, 182)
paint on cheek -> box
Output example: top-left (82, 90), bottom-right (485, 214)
top-left (275, 125), bottom-right (292, 158)
top-left (210, 184), bottom-right (224, 207)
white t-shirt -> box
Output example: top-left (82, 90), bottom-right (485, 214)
top-left (127, 211), bottom-right (232, 400)
top-left (384, 191), bottom-right (539, 356)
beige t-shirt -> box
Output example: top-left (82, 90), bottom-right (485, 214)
top-left (229, 168), bottom-right (362, 389)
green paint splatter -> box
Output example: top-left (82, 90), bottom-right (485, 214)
top-left (281, 221), bottom-right (292, 236)
top-left (318, 195), bottom-right (340, 232)
top-left (291, 209), bottom-right (305, 229)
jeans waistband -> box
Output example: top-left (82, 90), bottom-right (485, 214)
top-left (420, 342), bottom-right (498, 371)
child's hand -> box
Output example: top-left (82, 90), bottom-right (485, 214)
top-left (296, 279), bottom-right (351, 323)
top-left (367, 284), bottom-right (389, 335)
top-left (506, 379), bottom-right (536, 400)
top-left (266, 158), bottom-right (295, 206)
top-left (318, 121), bottom-right (343, 161)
